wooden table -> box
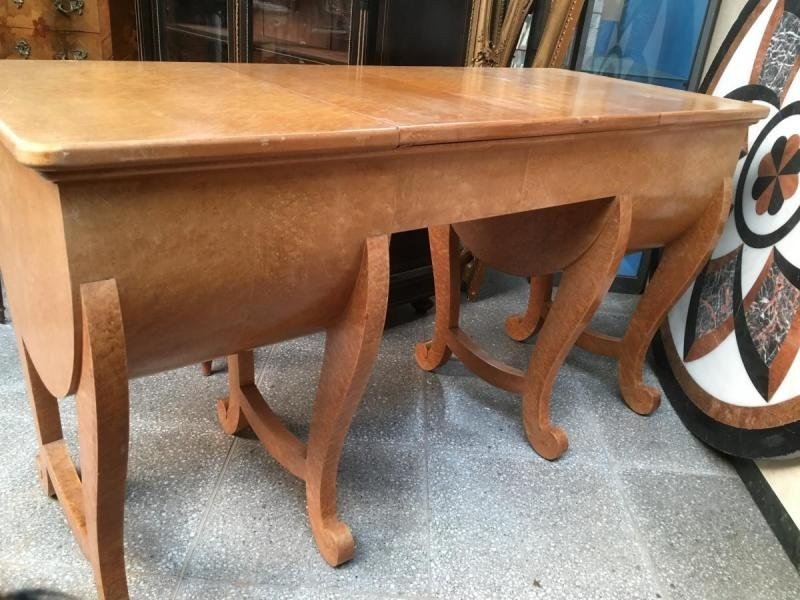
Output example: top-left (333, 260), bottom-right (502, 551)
top-left (0, 62), bottom-right (763, 599)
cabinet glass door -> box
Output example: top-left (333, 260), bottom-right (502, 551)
top-left (161, 0), bottom-right (230, 62)
top-left (250, 0), bottom-right (355, 64)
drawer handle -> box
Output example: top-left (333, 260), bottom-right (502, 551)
top-left (15, 39), bottom-right (32, 59)
top-left (53, 0), bottom-right (84, 15)
top-left (54, 48), bottom-right (88, 60)
top-left (13, 0), bottom-right (24, 8)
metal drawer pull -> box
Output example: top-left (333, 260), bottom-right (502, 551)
top-left (13, 0), bottom-right (24, 9)
top-left (53, 0), bottom-right (84, 15)
top-left (15, 40), bottom-right (32, 59)
top-left (54, 48), bottom-right (88, 60)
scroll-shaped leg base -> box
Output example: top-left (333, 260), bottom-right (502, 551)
top-left (618, 180), bottom-right (730, 415)
top-left (218, 236), bottom-right (390, 567)
top-left (22, 279), bottom-right (130, 600)
top-left (306, 235), bottom-right (389, 566)
top-left (505, 275), bottom-right (553, 342)
top-left (522, 197), bottom-right (632, 460)
top-left (216, 354), bottom-right (251, 435)
top-left (415, 225), bottom-right (460, 371)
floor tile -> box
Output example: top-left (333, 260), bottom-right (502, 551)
top-left (175, 578), bottom-right (422, 600)
top-left (427, 449), bottom-right (658, 599)
top-left (422, 360), bottom-right (607, 467)
top-left (0, 560), bottom-right (96, 600)
top-left (183, 439), bottom-right (429, 594)
top-left (575, 346), bottom-right (735, 477)
top-left (621, 469), bottom-right (800, 600)
top-left (0, 364), bottom-right (235, 590)
top-left (256, 323), bottom-right (428, 445)
top-left (0, 324), bottom-right (23, 394)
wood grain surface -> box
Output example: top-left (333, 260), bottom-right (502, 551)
top-left (0, 63), bottom-right (767, 598)
top-left (0, 62), bottom-right (765, 169)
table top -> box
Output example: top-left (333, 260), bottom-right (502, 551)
top-left (0, 62), bottom-right (766, 171)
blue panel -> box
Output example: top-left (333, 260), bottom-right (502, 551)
top-left (580, 0), bottom-right (710, 90)
top-left (618, 252), bottom-right (643, 277)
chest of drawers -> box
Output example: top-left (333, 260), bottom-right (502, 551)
top-left (0, 0), bottom-right (136, 60)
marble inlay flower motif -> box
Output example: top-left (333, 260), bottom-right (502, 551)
top-left (664, 0), bottom-right (800, 458)
top-left (745, 257), bottom-right (800, 367)
top-left (675, 4), bottom-right (800, 405)
top-left (758, 11), bottom-right (800, 94)
top-left (752, 134), bottom-right (800, 215)
top-left (683, 248), bottom-right (739, 362)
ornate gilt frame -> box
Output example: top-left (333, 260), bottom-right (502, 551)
top-left (466, 0), bottom-right (535, 67)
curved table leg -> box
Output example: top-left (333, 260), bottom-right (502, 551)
top-left (466, 258), bottom-right (487, 302)
top-left (306, 235), bottom-right (389, 566)
top-left (618, 180), bottom-right (730, 415)
top-left (415, 225), bottom-right (460, 371)
top-left (505, 275), bottom-right (553, 341)
top-left (522, 196), bottom-right (632, 459)
top-left (217, 236), bottom-right (389, 567)
top-left (23, 279), bottom-right (130, 600)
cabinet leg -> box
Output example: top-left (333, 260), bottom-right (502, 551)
top-left (306, 235), bottom-right (389, 566)
top-left (618, 180), bottom-right (730, 415)
top-left (415, 225), bottom-right (460, 371)
top-left (22, 279), bottom-right (130, 600)
top-left (522, 197), bottom-right (631, 459)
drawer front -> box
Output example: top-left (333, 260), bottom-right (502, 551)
top-left (6, 0), bottom-right (102, 34)
top-left (6, 26), bottom-right (103, 59)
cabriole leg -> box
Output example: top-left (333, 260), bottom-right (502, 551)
top-left (522, 197), bottom-right (632, 460)
top-left (306, 235), bottom-right (389, 566)
top-left (505, 274), bottom-right (553, 341)
top-left (415, 225), bottom-right (460, 371)
top-left (618, 180), bottom-right (731, 415)
top-left (22, 279), bottom-right (130, 600)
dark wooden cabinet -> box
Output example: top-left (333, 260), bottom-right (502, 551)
top-left (371, 0), bottom-right (474, 310)
top-left (373, 0), bottom-right (472, 66)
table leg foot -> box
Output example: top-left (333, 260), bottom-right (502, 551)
top-left (306, 235), bottom-right (389, 566)
top-left (522, 196), bottom-right (632, 460)
top-left (415, 225), bottom-right (459, 371)
top-left (201, 360), bottom-right (213, 377)
top-left (22, 279), bottom-right (130, 600)
top-left (505, 275), bottom-right (553, 341)
top-left (216, 354), bottom-right (252, 435)
top-left (618, 179), bottom-right (730, 416)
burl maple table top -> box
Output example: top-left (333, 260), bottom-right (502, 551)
top-left (0, 61), bottom-right (762, 170)
top-left (0, 62), bottom-right (765, 600)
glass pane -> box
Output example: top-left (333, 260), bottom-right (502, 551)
top-left (577, 0), bottom-right (710, 89)
top-left (510, 13), bottom-right (534, 68)
top-left (251, 0), bottom-right (353, 64)
top-left (162, 0), bottom-right (229, 62)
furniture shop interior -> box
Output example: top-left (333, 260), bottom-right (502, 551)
top-left (0, 1), bottom-right (798, 598)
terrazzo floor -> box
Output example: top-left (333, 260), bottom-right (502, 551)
top-left (1, 272), bottom-right (798, 599)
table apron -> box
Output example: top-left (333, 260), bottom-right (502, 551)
top-left (0, 122), bottom-right (745, 395)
